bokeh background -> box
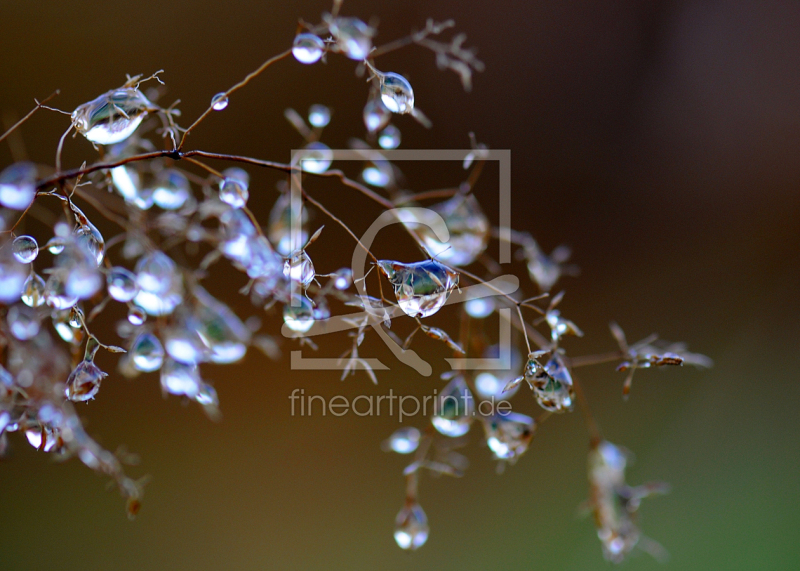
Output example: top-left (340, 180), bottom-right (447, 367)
top-left (1, 0), bottom-right (798, 569)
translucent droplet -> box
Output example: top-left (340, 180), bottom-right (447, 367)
top-left (484, 412), bottom-right (535, 461)
top-left (111, 165), bottom-right (141, 202)
top-left (107, 266), bottom-right (138, 302)
top-left (377, 259), bottom-right (459, 318)
top-left (394, 502), bottom-right (429, 550)
top-left (292, 33), bottom-right (325, 64)
top-left (283, 251), bottom-right (315, 286)
top-left (0, 247), bottom-right (28, 303)
top-left (384, 427), bottom-right (420, 454)
top-left (44, 271), bottom-right (79, 310)
top-left (330, 17), bottom-right (373, 60)
top-left (130, 332), bottom-right (164, 372)
top-left (65, 360), bottom-right (107, 402)
top-left (268, 192), bottom-right (308, 256)
top-left (362, 160), bottom-right (393, 187)
top-left (219, 167), bottom-right (249, 209)
top-left (12, 235), bottom-right (38, 263)
top-left (211, 92), bottom-right (229, 111)
top-left (152, 169), bottom-right (190, 210)
top-left (398, 194), bottom-right (489, 266)
top-left (283, 295), bottom-right (315, 333)
top-left (378, 125), bottom-right (401, 149)
top-left (380, 73), bottom-right (414, 114)
top-left (527, 352), bottom-right (574, 413)
top-left (73, 213), bottom-right (105, 266)
top-left (160, 358), bottom-right (201, 398)
top-left (164, 323), bottom-right (206, 365)
top-left (306, 105), bottom-right (330, 129)
top-left (128, 306), bottom-right (146, 325)
top-left (333, 268), bottom-right (352, 290)
top-left (25, 425), bottom-right (59, 452)
top-left (192, 285), bottom-right (250, 364)
top-left (21, 272), bottom-right (46, 307)
top-left (7, 304), bottom-right (40, 340)
top-left (46, 238), bottom-right (65, 255)
top-left (363, 98), bottom-right (391, 133)
top-left (0, 162), bottom-right (37, 210)
top-left (465, 297), bottom-right (495, 318)
top-left (52, 310), bottom-right (80, 344)
top-left (545, 309), bottom-right (583, 342)
top-left (65, 264), bottom-right (102, 300)
top-left (431, 375), bottom-right (474, 437)
top-left (71, 87), bottom-right (155, 145)
top-left (133, 251), bottom-right (182, 316)
top-left (298, 142), bottom-right (332, 173)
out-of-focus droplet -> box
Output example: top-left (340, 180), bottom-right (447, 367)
top-left (152, 169), bottom-right (190, 210)
top-left (73, 212), bottom-right (105, 266)
top-left (133, 250), bottom-right (182, 316)
top-left (308, 104), bottom-right (331, 128)
top-left (465, 297), bottom-right (494, 318)
top-left (298, 142), bottom-right (332, 173)
top-left (7, 304), bottom-right (40, 340)
top-left (0, 246), bottom-right (28, 303)
top-left (160, 358), bottom-right (201, 398)
top-left (431, 375), bottom-right (474, 437)
top-left (65, 360), bottom-right (107, 402)
top-left (268, 192), bottom-right (308, 256)
top-left (362, 160), bottom-right (393, 187)
top-left (384, 427), bottom-right (421, 454)
top-left (363, 98), bottom-right (391, 133)
top-left (128, 306), bottom-right (146, 325)
top-left (283, 251), bottom-right (315, 286)
top-left (192, 286), bottom-right (250, 364)
top-left (0, 162), bottom-right (37, 210)
top-left (12, 235), bottom-right (38, 263)
top-left (71, 87), bottom-right (155, 145)
top-left (21, 272), bottom-right (46, 307)
top-left (211, 92), bottom-right (229, 111)
top-left (333, 268), bottom-right (352, 290)
top-left (130, 331), bottom-right (164, 372)
top-left (111, 165), bottom-right (140, 202)
top-left (378, 124), bottom-right (401, 149)
top-left (45, 271), bottom-right (78, 310)
top-left (292, 33), bottom-right (325, 64)
top-left (25, 425), bottom-right (60, 452)
top-left (483, 412), bottom-right (535, 461)
top-left (527, 352), bottom-right (574, 413)
top-left (377, 259), bottom-right (459, 318)
top-left (330, 17), bottom-right (373, 60)
top-left (380, 73), bottom-right (414, 114)
top-left (219, 167), bottom-right (250, 209)
top-left (164, 323), bottom-right (206, 365)
top-left (394, 502), bottom-right (429, 550)
top-left (107, 267), bottom-right (138, 302)
top-left (283, 295), bottom-right (315, 333)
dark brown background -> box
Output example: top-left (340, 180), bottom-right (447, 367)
top-left (1, 1), bottom-right (798, 569)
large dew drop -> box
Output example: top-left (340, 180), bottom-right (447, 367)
top-left (71, 87), bottom-right (156, 145)
top-left (431, 375), bottom-right (474, 437)
top-left (377, 259), bottom-right (458, 318)
top-left (65, 360), bottom-right (107, 402)
top-left (107, 267), bottom-right (138, 302)
top-left (21, 272), bottom-right (46, 307)
top-left (133, 251), bottom-right (183, 316)
top-left (0, 162), bottom-right (37, 210)
top-left (380, 73), bottom-right (414, 114)
top-left (292, 33), bottom-right (325, 64)
top-left (525, 352), bottom-right (575, 413)
top-left (394, 503), bottom-right (429, 550)
top-left (283, 251), bottom-right (315, 287)
top-left (483, 412), bottom-right (536, 462)
top-left (130, 332), bottom-right (165, 372)
top-left (12, 235), bottom-right (38, 264)
top-left (283, 295), bottom-right (315, 334)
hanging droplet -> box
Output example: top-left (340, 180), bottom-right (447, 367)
top-left (111, 165), bottom-right (140, 202)
top-left (283, 251), bottom-right (315, 286)
top-left (363, 98), bottom-right (391, 133)
top-left (0, 162), bottom-right (37, 210)
top-left (107, 267), bottom-right (139, 302)
top-left (65, 360), bottom-right (107, 402)
top-left (21, 272), bottom-right (46, 307)
top-left (431, 375), bottom-right (474, 437)
top-left (527, 352), bottom-right (574, 413)
top-left (268, 192), bottom-right (308, 256)
top-left (292, 33), bottom-right (325, 64)
top-left (130, 331), bottom-right (165, 372)
top-left (394, 502), bottom-right (429, 550)
top-left (483, 412), bottom-right (536, 462)
top-left (283, 295), bottom-right (315, 333)
top-left (128, 306), bottom-right (146, 325)
top-left (164, 322), bottom-right (206, 365)
top-left (44, 271), bottom-right (79, 310)
top-left (73, 211), bottom-right (105, 266)
top-left (12, 235), bottom-right (38, 263)
top-left (377, 259), bottom-right (459, 318)
top-left (383, 427), bottom-right (421, 454)
top-left (7, 304), bottom-right (40, 340)
top-left (160, 358), bottom-right (201, 398)
top-left (25, 425), bottom-right (60, 452)
top-left (398, 194), bottom-right (489, 266)
top-left (333, 268), bottom-right (352, 290)
top-left (133, 251), bottom-right (183, 316)
top-left (0, 246), bottom-right (27, 303)
top-left (378, 124), bottom-right (401, 149)
top-left (71, 87), bottom-right (156, 145)
top-left (211, 92), bottom-right (229, 111)
top-left (465, 297), bottom-right (495, 318)
top-left (192, 286), bottom-right (251, 364)
top-left (380, 73), bottom-right (414, 114)
top-left (219, 167), bottom-right (250, 209)
top-left (298, 142), bottom-right (332, 173)
top-left (308, 104), bottom-right (331, 128)
top-left (52, 310), bottom-right (78, 344)
top-left (362, 160), bottom-right (393, 188)
top-left (152, 169), bottom-right (190, 210)
top-left (329, 17), bottom-right (374, 60)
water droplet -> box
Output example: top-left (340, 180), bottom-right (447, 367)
top-left (12, 235), bottom-right (38, 263)
top-left (133, 251), bottom-right (183, 316)
top-left (107, 266), bottom-right (138, 302)
top-left (465, 297), bottom-right (495, 318)
top-left (0, 162), bottom-right (37, 210)
top-left (292, 33), bottom-right (325, 64)
top-left (483, 412), bottom-right (536, 461)
top-left (25, 425), bottom-right (60, 452)
top-left (378, 124), bottom-right (401, 149)
top-left (128, 306), bottom-right (146, 325)
top-left (152, 169), bottom-right (190, 210)
top-left (398, 194), bottom-right (489, 266)
top-left (7, 304), bottom-right (40, 340)
top-left (21, 272), bottom-right (46, 307)
top-left (130, 332), bottom-right (164, 372)
top-left (283, 251), bottom-right (315, 286)
top-left (362, 160), bottom-right (393, 187)
top-left (377, 259), bottom-right (459, 318)
top-left (380, 73), bottom-right (414, 114)
top-left (527, 352), bottom-right (574, 413)
top-left (363, 98), bottom-right (391, 133)
top-left (394, 502), bottom-right (429, 550)
top-left (384, 427), bottom-right (420, 454)
top-left (268, 192), bottom-right (308, 256)
top-left (52, 310), bottom-right (80, 343)
top-left (545, 309), bottom-right (583, 342)
top-left (431, 375), bottom-right (474, 437)
top-left (71, 87), bottom-right (155, 145)
top-left (65, 360), bottom-right (107, 402)
top-left (308, 104), bottom-right (331, 128)
top-left (298, 142), bottom-right (332, 173)
top-left (0, 246), bottom-right (27, 303)
top-left (44, 271), bottom-right (78, 310)
top-left (111, 165), bottom-right (140, 202)
top-left (219, 167), bottom-right (249, 209)
top-left (333, 268), bottom-right (352, 290)
top-left (211, 92), bottom-right (229, 111)
top-left (192, 286), bottom-right (250, 364)
top-left (160, 358), bottom-right (201, 398)
top-left (283, 295), bottom-right (315, 333)
top-left (329, 17), bottom-right (373, 60)
top-left (46, 238), bottom-right (65, 255)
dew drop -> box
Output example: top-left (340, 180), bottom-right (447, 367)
top-left (0, 247), bottom-right (27, 303)
top-left (333, 268), bottom-right (352, 290)
top-left (465, 297), bottom-right (494, 319)
top-left (292, 33), bottom-right (325, 64)
top-left (362, 161), bottom-right (393, 188)
top-left (44, 271), bottom-right (79, 310)
top-left (152, 169), bottom-right (190, 210)
top-left (107, 266), bottom-right (139, 302)
top-left (363, 98), bottom-right (391, 134)
top-left (384, 427), bottom-right (420, 454)
top-left (330, 17), bottom-right (373, 60)
top-left (484, 412), bottom-right (536, 461)
top-left (394, 503), bottom-right (429, 550)
top-left (128, 306), bottom-right (146, 325)
top-left (25, 425), bottom-right (59, 452)
top-left (160, 358), bottom-right (201, 398)
top-left (11, 235), bottom-right (38, 264)
top-left (219, 167), bottom-right (250, 209)
top-left (378, 125), bottom-right (401, 149)
top-left (377, 259), bottom-right (459, 319)
top-left (130, 332), bottom-right (165, 372)
top-left (211, 92), bottom-right (229, 111)
top-left (111, 165), bottom-right (141, 202)
top-left (268, 192), bottom-right (308, 256)
top-left (7, 304), bottom-right (40, 340)
top-left (283, 251), bottom-right (315, 286)
top-left (308, 104), bottom-right (331, 128)
top-left (65, 360), bottom-right (107, 402)
top-left (71, 87), bottom-right (155, 145)
top-left (21, 272), bottom-right (46, 307)
top-left (46, 238), bottom-right (65, 255)
top-left (298, 142), bottom-right (332, 173)
top-left (0, 162), bottom-right (37, 210)
top-left (380, 73), bottom-right (414, 114)
top-left (431, 375), bottom-right (474, 437)
top-left (283, 295), bottom-right (315, 333)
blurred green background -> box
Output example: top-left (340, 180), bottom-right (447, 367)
top-left (1, 0), bottom-right (798, 569)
